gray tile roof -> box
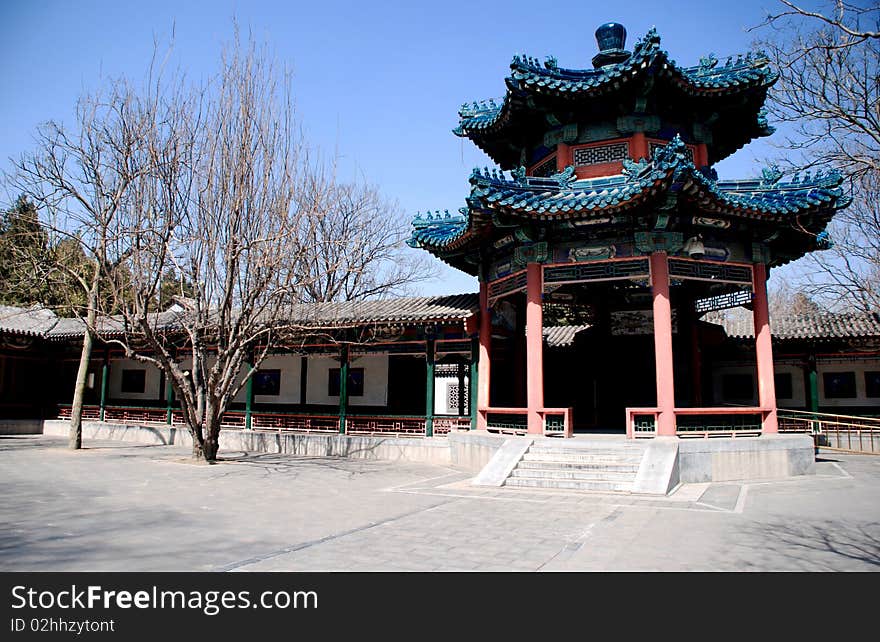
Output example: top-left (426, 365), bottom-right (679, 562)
top-left (0, 305), bottom-right (59, 336)
top-left (717, 312), bottom-right (880, 340)
top-left (0, 295), bottom-right (481, 341)
top-left (543, 324), bottom-right (590, 348)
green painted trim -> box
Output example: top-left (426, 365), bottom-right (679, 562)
top-left (808, 361), bottom-right (819, 413)
top-left (99, 361), bottom-right (109, 422)
top-left (165, 376), bottom-right (173, 425)
top-left (425, 339), bottom-right (435, 437)
top-left (339, 346), bottom-right (349, 434)
top-left (469, 337), bottom-right (478, 430)
top-left (244, 359), bottom-right (254, 431)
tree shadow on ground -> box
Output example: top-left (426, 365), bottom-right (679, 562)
top-left (736, 519), bottom-right (880, 571)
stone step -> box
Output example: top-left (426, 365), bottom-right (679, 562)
top-left (504, 477), bottom-right (633, 493)
top-left (510, 468), bottom-right (636, 482)
top-left (528, 445), bottom-right (644, 456)
top-left (522, 452), bottom-right (643, 465)
top-left (516, 460), bottom-right (641, 473)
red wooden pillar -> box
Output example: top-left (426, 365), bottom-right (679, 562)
top-left (556, 143), bottom-right (571, 171)
top-left (477, 280), bottom-right (491, 430)
top-left (651, 252), bottom-right (676, 436)
top-left (752, 263), bottom-right (778, 433)
top-left (630, 132), bottom-right (649, 161)
top-left (526, 263), bottom-right (544, 435)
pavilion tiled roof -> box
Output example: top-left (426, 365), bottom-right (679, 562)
top-left (408, 137), bottom-right (849, 266)
top-left (455, 28), bottom-right (777, 166)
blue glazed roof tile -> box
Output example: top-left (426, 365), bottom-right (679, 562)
top-left (408, 137), bottom-right (848, 256)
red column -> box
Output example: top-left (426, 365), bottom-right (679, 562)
top-left (752, 263), bottom-right (778, 433)
top-left (526, 262), bottom-right (544, 434)
top-left (651, 252), bottom-right (676, 436)
top-left (477, 280), bottom-right (491, 430)
top-left (556, 143), bottom-right (570, 171)
top-left (630, 132), bottom-right (649, 161)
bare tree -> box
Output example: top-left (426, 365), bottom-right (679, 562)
top-left (8, 80), bottom-right (149, 450)
top-left (754, 1), bottom-right (879, 311)
top-left (293, 163), bottom-right (436, 303)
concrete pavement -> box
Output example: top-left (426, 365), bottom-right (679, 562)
top-left (0, 435), bottom-right (877, 571)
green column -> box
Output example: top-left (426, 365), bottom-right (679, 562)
top-left (99, 358), bottom-right (109, 422)
top-left (808, 355), bottom-right (819, 413)
top-left (469, 337), bottom-right (479, 430)
top-left (425, 338), bottom-right (435, 437)
top-left (339, 345), bottom-right (348, 434)
top-left (245, 358), bottom-right (254, 431)
top-left (165, 376), bottom-right (173, 425)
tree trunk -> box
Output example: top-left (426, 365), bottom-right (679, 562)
top-left (68, 277), bottom-right (100, 450)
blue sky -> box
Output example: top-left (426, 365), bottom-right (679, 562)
top-left (1, 0), bottom-right (796, 295)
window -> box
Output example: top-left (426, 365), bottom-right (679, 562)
top-left (823, 372), bottom-right (857, 399)
top-left (252, 369), bottom-right (281, 396)
top-left (865, 371), bottom-right (880, 398)
top-left (328, 368), bottom-right (364, 397)
top-left (120, 369), bottom-right (146, 394)
top-left (722, 373), bottom-right (754, 401)
top-left (774, 372), bottom-right (793, 400)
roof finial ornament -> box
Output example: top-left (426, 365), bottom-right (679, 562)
top-left (592, 22), bottom-right (631, 68)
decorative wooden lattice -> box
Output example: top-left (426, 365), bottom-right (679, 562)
top-left (446, 383), bottom-right (469, 414)
top-left (694, 289), bottom-right (753, 313)
top-left (346, 416), bottom-right (426, 436)
top-left (668, 258), bottom-right (753, 285)
top-left (251, 413), bottom-right (339, 432)
top-left (433, 417), bottom-right (472, 435)
top-left (488, 269), bottom-right (528, 301)
top-left (573, 142), bottom-right (629, 166)
top-left (543, 258), bottom-right (650, 285)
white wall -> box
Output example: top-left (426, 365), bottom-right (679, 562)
top-left (109, 358), bottom-right (162, 401)
top-left (434, 376), bottom-right (469, 415)
top-left (233, 355), bottom-right (301, 404)
top-left (305, 354), bottom-right (388, 406)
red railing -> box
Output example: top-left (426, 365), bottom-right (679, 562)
top-left (346, 415), bottom-right (426, 436)
top-left (479, 406), bottom-right (573, 437)
top-left (432, 416), bottom-right (472, 435)
top-left (625, 406), bottom-right (770, 438)
top-left (251, 412), bottom-right (339, 433)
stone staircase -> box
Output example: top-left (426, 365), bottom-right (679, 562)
top-left (503, 441), bottom-right (646, 493)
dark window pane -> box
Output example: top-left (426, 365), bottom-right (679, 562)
top-left (253, 369), bottom-right (280, 396)
top-left (328, 368), bottom-right (341, 397)
top-left (865, 371), bottom-right (880, 398)
top-left (348, 368), bottom-right (364, 397)
top-left (722, 373), bottom-right (754, 400)
top-left (774, 372), bottom-right (793, 400)
top-left (823, 372), bottom-right (857, 399)
top-left (121, 369), bottom-right (146, 394)
top-left (328, 367), bottom-right (364, 397)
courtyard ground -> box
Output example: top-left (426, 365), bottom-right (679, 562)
top-left (0, 434), bottom-right (877, 571)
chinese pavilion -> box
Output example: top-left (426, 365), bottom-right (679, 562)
top-left (409, 23), bottom-right (851, 438)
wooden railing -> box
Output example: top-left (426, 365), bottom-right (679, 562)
top-left (480, 406), bottom-right (573, 437)
top-left (778, 408), bottom-right (880, 454)
top-left (626, 406), bottom-right (770, 438)
top-left (55, 405), bottom-right (467, 438)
